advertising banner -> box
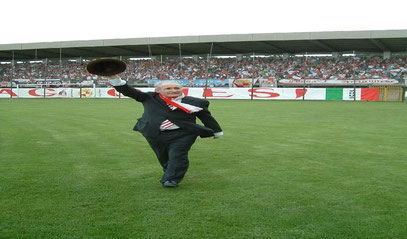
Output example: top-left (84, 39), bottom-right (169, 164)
top-left (0, 87), bottom-right (379, 101)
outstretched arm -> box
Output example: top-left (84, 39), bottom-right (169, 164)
top-left (107, 76), bottom-right (147, 102)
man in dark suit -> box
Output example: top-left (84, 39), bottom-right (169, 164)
top-left (108, 77), bottom-right (223, 188)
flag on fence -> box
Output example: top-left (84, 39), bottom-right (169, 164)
top-left (361, 88), bottom-right (379, 101)
top-left (325, 88), bottom-right (343, 100)
top-left (325, 88), bottom-right (379, 101)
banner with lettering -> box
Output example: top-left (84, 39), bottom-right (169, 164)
top-left (0, 87), bottom-right (379, 101)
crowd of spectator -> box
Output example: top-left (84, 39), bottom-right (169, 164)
top-left (1, 55), bottom-right (406, 87)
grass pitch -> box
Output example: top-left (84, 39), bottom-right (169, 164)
top-left (1, 99), bottom-right (406, 239)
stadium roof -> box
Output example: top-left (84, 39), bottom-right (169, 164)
top-left (1, 29), bottom-right (407, 61)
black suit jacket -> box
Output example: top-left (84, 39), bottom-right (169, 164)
top-left (114, 84), bottom-right (222, 138)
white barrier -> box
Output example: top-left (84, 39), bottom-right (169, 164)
top-left (0, 87), bottom-right (370, 101)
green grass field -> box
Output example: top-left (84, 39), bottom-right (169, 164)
top-left (1, 99), bottom-right (406, 239)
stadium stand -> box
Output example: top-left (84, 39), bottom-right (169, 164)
top-left (1, 55), bottom-right (406, 87)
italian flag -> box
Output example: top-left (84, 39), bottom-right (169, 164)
top-left (325, 88), bottom-right (379, 101)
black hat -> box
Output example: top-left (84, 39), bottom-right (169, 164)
top-left (86, 58), bottom-right (126, 76)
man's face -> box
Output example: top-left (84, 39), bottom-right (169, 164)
top-left (158, 83), bottom-right (183, 98)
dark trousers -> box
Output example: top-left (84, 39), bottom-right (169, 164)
top-left (146, 129), bottom-right (198, 184)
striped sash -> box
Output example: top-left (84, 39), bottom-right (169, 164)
top-left (160, 119), bottom-right (177, 130)
top-left (159, 94), bottom-right (203, 131)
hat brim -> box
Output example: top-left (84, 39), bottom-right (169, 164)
top-left (86, 58), bottom-right (127, 76)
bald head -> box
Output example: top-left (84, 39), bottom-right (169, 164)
top-left (155, 81), bottom-right (181, 90)
top-left (156, 81), bottom-right (183, 98)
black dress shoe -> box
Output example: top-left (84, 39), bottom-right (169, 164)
top-left (163, 181), bottom-right (178, 188)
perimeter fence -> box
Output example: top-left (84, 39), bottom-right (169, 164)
top-left (1, 79), bottom-right (405, 102)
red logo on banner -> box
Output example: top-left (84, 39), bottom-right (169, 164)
top-left (295, 89), bottom-right (307, 98)
top-left (0, 89), bottom-right (17, 97)
top-left (182, 88), bottom-right (189, 96)
top-left (28, 89), bottom-right (56, 97)
top-left (107, 89), bottom-right (120, 97)
top-left (203, 88), bottom-right (232, 98)
top-left (79, 89), bottom-right (92, 98)
top-left (249, 88), bottom-right (280, 98)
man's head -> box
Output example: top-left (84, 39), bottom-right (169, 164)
top-left (155, 81), bottom-right (183, 98)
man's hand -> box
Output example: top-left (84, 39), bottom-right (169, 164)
top-left (214, 132), bottom-right (223, 139)
top-left (106, 75), bottom-right (126, 86)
